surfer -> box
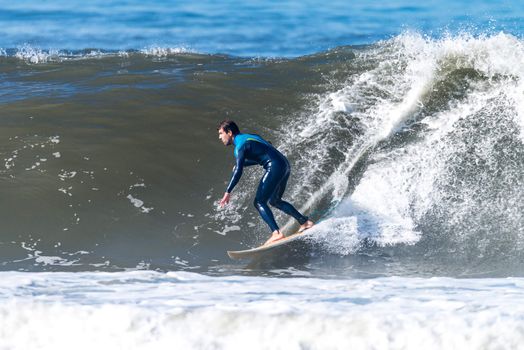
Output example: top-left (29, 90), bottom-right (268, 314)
top-left (218, 120), bottom-right (314, 245)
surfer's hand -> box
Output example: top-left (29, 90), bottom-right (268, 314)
top-left (219, 192), bottom-right (231, 207)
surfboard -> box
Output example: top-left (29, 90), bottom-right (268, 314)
top-left (227, 229), bottom-right (314, 259)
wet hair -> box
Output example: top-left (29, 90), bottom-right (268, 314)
top-left (217, 120), bottom-right (240, 135)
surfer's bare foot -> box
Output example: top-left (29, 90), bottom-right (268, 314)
top-left (264, 231), bottom-right (285, 245)
top-left (298, 220), bottom-right (314, 233)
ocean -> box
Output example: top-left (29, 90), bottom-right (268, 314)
top-left (1, 0), bottom-right (524, 348)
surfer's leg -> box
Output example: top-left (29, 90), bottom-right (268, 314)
top-left (268, 166), bottom-right (309, 225)
top-left (254, 168), bottom-right (281, 233)
top-left (254, 164), bottom-right (289, 244)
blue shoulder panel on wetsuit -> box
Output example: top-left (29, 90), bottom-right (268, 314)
top-left (233, 133), bottom-right (271, 158)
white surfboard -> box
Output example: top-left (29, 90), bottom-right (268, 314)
top-left (227, 230), bottom-right (314, 259)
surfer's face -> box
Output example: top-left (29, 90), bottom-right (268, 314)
top-left (218, 128), bottom-right (233, 146)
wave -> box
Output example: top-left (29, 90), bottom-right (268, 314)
top-left (0, 44), bottom-right (196, 64)
top-left (283, 32), bottom-right (524, 269)
top-left (0, 32), bottom-right (523, 276)
top-left (2, 271), bottom-right (524, 349)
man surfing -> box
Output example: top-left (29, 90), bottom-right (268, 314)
top-left (218, 120), bottom-right (314, 245)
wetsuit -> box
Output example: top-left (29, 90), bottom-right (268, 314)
top-left (226, 133), bottom-right (308, 232)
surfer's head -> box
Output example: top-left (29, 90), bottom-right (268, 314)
top-left (217, 120), bottom-right (239, 146)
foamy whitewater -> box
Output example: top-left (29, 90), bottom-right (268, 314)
top-left (1, 271), bottom-right (524, 350)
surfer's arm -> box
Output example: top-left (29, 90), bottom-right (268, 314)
top-left (225, 146), bottom-right (246, 193)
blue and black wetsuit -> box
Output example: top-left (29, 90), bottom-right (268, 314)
top-left (226, 133), bottom-right (308, 232)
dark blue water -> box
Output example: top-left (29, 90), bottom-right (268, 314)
top-left (0, 0), bottom-right (523, 57)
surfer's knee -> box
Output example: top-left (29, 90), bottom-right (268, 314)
top-left (253, 198), bottom-right (266, 211)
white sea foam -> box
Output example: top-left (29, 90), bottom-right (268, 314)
top-left (3, 135), bottom-right (61, 173)
top-left (8, 45), bottom-right (193, 65)
top-left (58, 170), bottom-right (77, 180)
top-left (215, 224), bottom-right (241, 236)
top-left (15, 242), bottom-right (82, 267)
top-left (14, 45), bottom-right (61, 63)
top-left (140, 46), bottom-right (192, 57)
top-left (11, 45), bottom-right (112, 64)
top-left (276, 32), bottom-right (524, 253)
top-left (0, 271), bottom-right (523, 349)
top-left (127, 194), bottom-right (154, 213)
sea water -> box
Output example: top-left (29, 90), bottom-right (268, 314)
top-left (1, 0), bottom-right (524, 349)
top-left (2, 271), bottom-right (524, 349)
